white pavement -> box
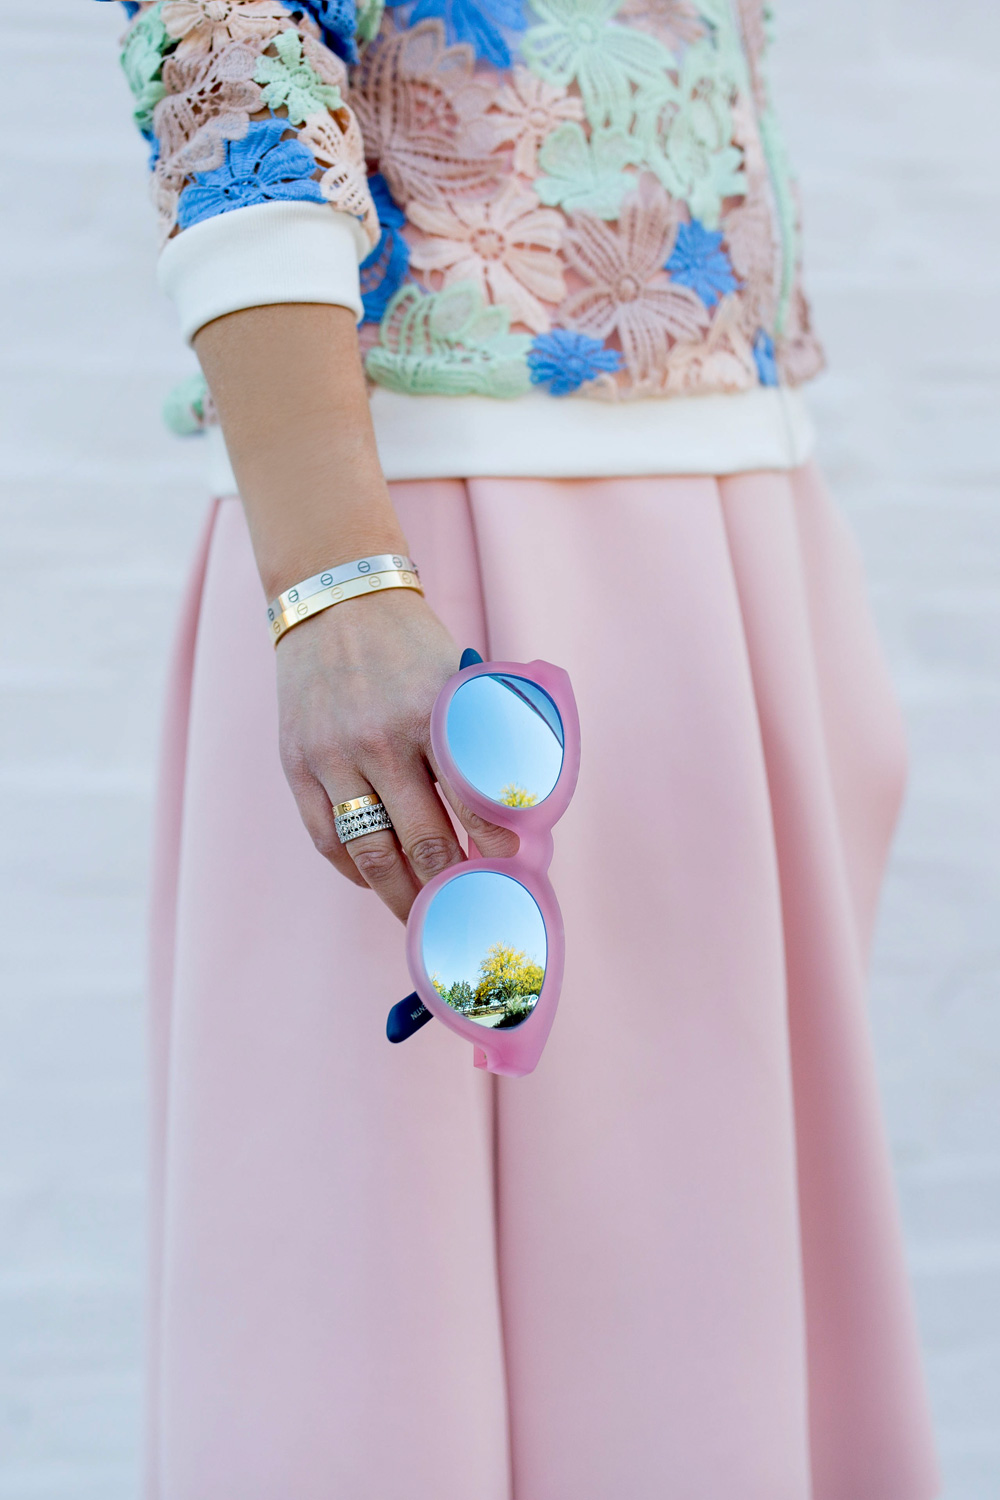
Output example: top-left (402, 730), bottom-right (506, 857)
top-left (0, 3), bottom-right (997, 1496)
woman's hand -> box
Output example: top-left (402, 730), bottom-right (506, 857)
top-left (276, 585), bottom-right (518, 921)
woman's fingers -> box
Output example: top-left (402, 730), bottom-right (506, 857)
top-left (279, 753), bottom-right (369, 888)
top-left (374, 758), bottom-right (467, 887)
top-left (314, 768), bottom-right (418, 922)
top-left (429, 752), bottom-right (520, 861)
top-left (340, 826), bottom-right (420, 923)
top-left (283, 732), bottom-right (519, 927)
top-left (286, 743), bottom-right (518, 923)
top-left (318, 756), bottom-right (464, 923)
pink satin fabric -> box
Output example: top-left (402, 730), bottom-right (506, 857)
top-left (148, 464), bottom-right (938, 1500)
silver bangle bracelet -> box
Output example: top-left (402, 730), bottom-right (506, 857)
top-left (267, 553), bottom-right (419, 625)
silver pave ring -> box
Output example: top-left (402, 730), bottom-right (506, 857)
top-left (335, 801), bottom-right (394, 845)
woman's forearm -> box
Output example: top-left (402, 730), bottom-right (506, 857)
top-left (192, 299), bottom-right (516, 917)
top-left (194, 303), bottom-right (407, 600)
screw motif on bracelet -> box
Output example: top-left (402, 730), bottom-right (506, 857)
top-left (270, 569), bottom-right (423, 644)
top-left (267, 553), bottom-right (419, 624)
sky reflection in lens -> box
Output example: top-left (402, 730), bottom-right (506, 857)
top-left (447, 674), bottom-right (564, 807)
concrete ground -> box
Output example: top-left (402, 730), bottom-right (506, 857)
top-left (0, 2), bottom-right (997, 1495)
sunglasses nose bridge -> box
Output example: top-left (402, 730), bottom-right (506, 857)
top-left (508, 822), bottom-right (554, 874)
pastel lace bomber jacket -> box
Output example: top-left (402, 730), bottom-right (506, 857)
top-left (109, 0), bottom-right (823, 421)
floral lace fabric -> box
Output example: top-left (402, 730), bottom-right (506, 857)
top-left (110, 0), bottom-right (823, 415)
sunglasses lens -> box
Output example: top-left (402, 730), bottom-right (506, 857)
top-left (422, 871), bottom-right (547, 1029)
top-left (447, 674), bottom-right (564, 808)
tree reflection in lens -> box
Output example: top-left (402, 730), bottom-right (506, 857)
top-left (422, 872), bottom-right (547, 1029)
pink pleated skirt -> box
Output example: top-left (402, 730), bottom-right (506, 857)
top-left (149, 463), bottom-right (939, 1500)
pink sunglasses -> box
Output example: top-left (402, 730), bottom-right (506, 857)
top-left (386, 650), bottom-right (580, 1077)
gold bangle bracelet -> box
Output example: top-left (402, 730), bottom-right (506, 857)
top-left (271, 568), bottom-right (423, 645)
top-left (332, 794), bottom-right (382, 817)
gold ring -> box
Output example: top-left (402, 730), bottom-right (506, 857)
top-left (332, 794), bottom-right (381, 817)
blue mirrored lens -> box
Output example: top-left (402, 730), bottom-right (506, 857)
top-left (446, 674), bottom-right (564, 807)
top-left (422, 871), bottom-right (546, 1030)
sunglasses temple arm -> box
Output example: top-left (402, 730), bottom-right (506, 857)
top-left (386, 991), bottom-right (435, 1044)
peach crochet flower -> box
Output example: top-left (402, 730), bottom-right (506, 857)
top-left (409, 180), bottom-right (566, 332)
top-left (298, 110), bottom-right (380, 248)
top-left (776, 286), bottom-right (825, 385)
top-left (490, 67), bottom-right (584, 176)
top-left (560, 175), bottom-right (709, 379)
top-left (152, 167), bottom-right (181, 244)
top-left (721, 181), bottom-right (777, 336)
top-left (351, 20), bottom-right (506, 206)
top-left (162, 0), bottom-right (296, 57)
top-left (156, 42), bottom-right (263, 164)
top-left (662, 293), bottom-right (756, 394)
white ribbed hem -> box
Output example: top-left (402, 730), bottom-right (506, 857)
top-left (205, 384), bottom-right (815, 491)
top-left (157, 201), bottom-right (368, 343)
top-left (370, 385), bottom-right (814, 478)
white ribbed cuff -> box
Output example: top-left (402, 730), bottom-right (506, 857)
top-left (157, 201), bottom-right (368, 343)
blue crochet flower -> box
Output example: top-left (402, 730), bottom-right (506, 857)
top-left (360, 175), bottom-right (411, 322)
top-left (665, 220), bottom-right (739, 308)
top-left (527, 330), bottom-right (623, 396)
top-left (388, 0), bottom-right (525, 68)
top-left (177, 120), bottom-right (326, 230)
top-left (369, 172), bottom-right (405, 230)
top-left (753, 329), bottom-right (779, 387)
top-left (92, 1), bottom-right (140, 13)
top-left (280, 0), bottom-right (359, 65)
top-left (142, 129), bottom-right (161, 171)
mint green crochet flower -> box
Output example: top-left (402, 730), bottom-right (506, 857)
top-left (658, 115), bottom-right (745, 226)
top-left (163, 371), bottom-right (209, 436)
top-left (757, 104), bottom-right (796, 332)
top-left (536, 123), bottom-right (641, 219)
top-left (121, 1), bottom-right (172, 133)
top-left (355, 0), bottom-right (386, 47)
top-left (523, 0), bottom-right (674, 130)
top-left (697, 1), bottom-right (794, 321)
top-left (253, 31), bottom-right (343, 126)
top-left (365, 283), bottom-right (532, 398)
top-left (694, 0), bottom-right (751, 92)
top-left (634, 38), bottom-right (745, 226)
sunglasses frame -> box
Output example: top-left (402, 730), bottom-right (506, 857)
top-left (403, 658), bottom-right (580, 1077)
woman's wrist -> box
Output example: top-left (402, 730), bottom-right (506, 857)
top-left (267, 551), bottom-right (422, 645)
top-left (193, 303), bottom-right (407, 603)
